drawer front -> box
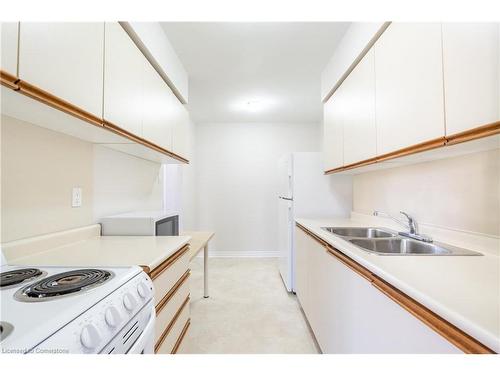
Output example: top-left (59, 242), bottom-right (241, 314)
top-left (155, 297), bottom-right (190, 354)
top-left (155, 275), bottom-right (190, 343)
top-left (152, 248), bottom-right (189, 306)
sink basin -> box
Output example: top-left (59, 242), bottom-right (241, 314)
top-left (322, 227), bottom-right (396, 238)
top-left (349, 238), bottom-right (481, 256)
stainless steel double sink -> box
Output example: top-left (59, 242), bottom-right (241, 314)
top-left (321, 227), bottom-right (481, 256)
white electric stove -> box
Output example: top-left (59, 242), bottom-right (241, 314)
top-left (0, 261), bottom-right (155, 354)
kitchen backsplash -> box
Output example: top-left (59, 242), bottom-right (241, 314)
top-left (352, 148), bottom-right (500, 236)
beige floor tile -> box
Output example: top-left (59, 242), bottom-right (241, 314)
top-left (178, 257), bottom-right (319, 354)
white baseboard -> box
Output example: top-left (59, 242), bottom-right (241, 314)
top-left (196, 250), bottom-right (279, 258)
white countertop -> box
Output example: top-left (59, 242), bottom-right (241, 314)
top-left (296, 217), bottom-right (500, 352)
top-left (9, 235), bottom-right (191, 272)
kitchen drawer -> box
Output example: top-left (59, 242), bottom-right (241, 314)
top-left (151, 246), bottom-right (189, 306)
top-left (154, 272), bottom-right (190, 343)
top-left (155, 296), bottom-right (190, 354)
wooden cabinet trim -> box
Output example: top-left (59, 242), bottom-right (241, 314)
top-left (295, 223), bottom-right (495, 354)
top-left (0, 69), bottom-right (189, 164)
top-left (154, 295), bottom-right (190, 353)
top-left (446, 121), bottom-right (500, 146)
top-left (0, 70), bottom-right (20, 90)
top-left (16, 79), bottom-right (104, 128)
top-left (171, 319), bottom-right (191, 354)
top-left (325, 121), bottom-right (500, 175)
top-left (102, 119), bottom-right (189, 163)
top-left (375, 137), bottom-right (447, 163)
top-left (155, 269), bottom-right (191, 313)
top-left (148, 244), bottom-right (190, 281)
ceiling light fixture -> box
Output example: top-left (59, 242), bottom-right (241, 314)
top-left (232, 97), bottom-right (276, 113)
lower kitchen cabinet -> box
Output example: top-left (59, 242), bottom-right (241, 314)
top-left (295, 225), bottom-right (461, 353)
top-left (148, 244), bottom-right (191, 354)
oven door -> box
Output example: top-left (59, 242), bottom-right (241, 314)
top-left (128, 306), bottom-right (156, 354)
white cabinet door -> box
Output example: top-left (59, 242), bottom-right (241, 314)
top-left (375, 23), bottom-right (445, 155)
top-left (320, 249), bottom-right (460, 353)
top-left (297, 228), bottom-right (462, 354)
top-left (323, 86), bottom-right (344, 170)
top-left (294, 226), bottom-right (310, 315)
top-left (142, 61), bottom-right (173, 150)
top-left (1, 22), bottom-right (18, 75)
top-left (442, 23), bottom-right (499, 135)
top-left (103, 22), bottom-right (143, 137)
top-left (18, 22), bottom-right (104, 117)
top-left (342, 49), bottom-right (377, 165)
top-left (172, 102), bottom-right (190, 159)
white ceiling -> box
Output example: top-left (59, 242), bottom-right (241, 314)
top-left (161, 22), bottom-right (350, 124)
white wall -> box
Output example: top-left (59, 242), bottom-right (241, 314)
top-left (352, 149), bottom-right (500, 236)
top-left (1, 115), bottom-right (94, 242)
top-left (196, 122), bottom-right (321, 256)
top-left (0, 115), bottom-right (180, 243)
top-left (92, 145), bottom-right (163, 221)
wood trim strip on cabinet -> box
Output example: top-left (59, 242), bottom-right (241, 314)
top-left (148, 244), bottom-right (190, 281)
top-left (295, 223), bottom-right (496, 354)
top-left (325, 120), bottom-right (500, 175)
top-left (342, 156), bottom-right (379, 172)
top-left (371, 277), bottom-right (494, 354)
top-left (154, 295), bottom-right (190, 353)
top-left (171, 319), bottom-right (191, 354)
top-left (446, 121), bottom-right (500, 146)
top-left (155, 269), bottom-right (191, 314)
top-left (375, 137), bottom-right (447, 163)
top-left (15, 80), bottom-right (104, 128)
top-left (0, 70), bottom-right (189, 164)
top-left (0, 70), bottom-right (20, 90)
top-left (102, 119), bottom-right (189, 164)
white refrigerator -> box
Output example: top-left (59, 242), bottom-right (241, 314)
top-left (277, 152), bottom-right (352, 292)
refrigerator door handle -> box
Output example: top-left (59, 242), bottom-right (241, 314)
top-left (279, 196), bottom-right (293, 201)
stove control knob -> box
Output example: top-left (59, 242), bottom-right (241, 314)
top-left (123, 293), bottom-right (137, 312)
top-left (137, 282), bottom-right (149, 299)
top-left (80, 324), bottom-right (101, 350)
top-left (104, 306), bottom-right (121, 328)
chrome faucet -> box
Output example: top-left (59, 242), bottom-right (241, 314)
top-left (373, 210), bottom-right (433, 243)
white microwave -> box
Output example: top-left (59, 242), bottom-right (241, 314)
top-left (100, 211), bottom-right (179, 236)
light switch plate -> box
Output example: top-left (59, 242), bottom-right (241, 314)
top-left (72, 187), bottom-right (82, 207)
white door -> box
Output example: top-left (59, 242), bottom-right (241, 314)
top-left (442, 23), bottom-right (499, 135)
top-left (103, 22), bottom-right (144, 137)
top-left (323, 85), bottom-right (344, 171)
top-left (277, 196), bottom-right (293, 292)
top-left (18, 22), bottom-right (105, 117)
top-left (375, 23), bottom-right (445, 155)
top-left (1, 22), bottom-right (18, 76)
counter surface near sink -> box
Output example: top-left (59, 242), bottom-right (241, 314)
top-left (296, 216), bottom-right (500, 353)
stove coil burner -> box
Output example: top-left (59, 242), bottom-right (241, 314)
top-left (0, 268), bottom-right (45, 288)
top-left (15, 269), bottom-right (113, 301)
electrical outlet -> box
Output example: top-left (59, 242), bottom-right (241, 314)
top-left (72, 187), bottom-right (82, 207)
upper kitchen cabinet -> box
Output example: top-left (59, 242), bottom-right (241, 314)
top-left (442, 23), bottom-right (499, 136)
top-left (103, 22), bottom-right (144, 137)
top-left (342, 49), bottom-right (377, 166)
top-left (323, 84), bottom-right (345, 171)
top-left (375, 23), bottom-right (445, 155)
top-left (18, 23), bottom-right (104, 117)
top-left (172, 103), bottom-right (191, 160)
top-left (1, 22), bottom-right (19, 76)
top-left (142, 61), bottom-right (173, 151)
